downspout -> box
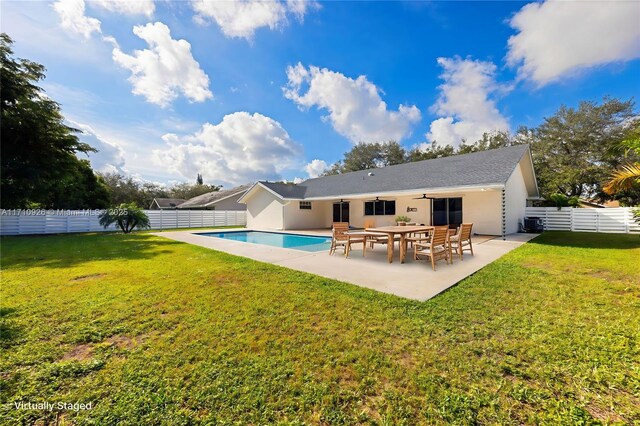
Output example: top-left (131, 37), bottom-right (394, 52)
top-left (282, 200), bottom-right (287, 230)
top-left (501, 187), bottom-right (506, 240)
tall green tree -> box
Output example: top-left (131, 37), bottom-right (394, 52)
top-left (324, 141), bottom-right (407, 174)
top-left (532, 98), bottom-right (637, 200)
top-left (1, 33), bottom-right (107, 208)
top-left (98, 172), bottom-right (222, 207)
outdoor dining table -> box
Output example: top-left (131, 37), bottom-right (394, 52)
top-left (365, 225), bottom-right (434, 264)
top-left (344, 230), bottom-right (385, 257)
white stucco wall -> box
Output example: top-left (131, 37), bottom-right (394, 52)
top-left (462, 190), bottom-right (502, 235)
top-left (346, 195), bottom-right (432, 228)
top-left (245, 189), bottom-right (284, 229)
top-left (282, 201), bottom-right (333, 229)
top-left (504, 163), bottom-right (529, 234)
top-left (248, 184), bottom-right (522, 236)
top-left (278, 192), bottom-right (502, 235)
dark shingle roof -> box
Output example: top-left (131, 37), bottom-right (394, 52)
top-left (152, 198), bottom-right (186, 208)
top-left (177, 184), bottom-right (252, 209)
top-left (261, 145), bottom-right (530, 199)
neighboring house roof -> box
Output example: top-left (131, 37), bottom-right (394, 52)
top-left (579, 198), bottom-right (620, 208)
top-left (151, 198), bottom-right (186, 209)
top-left (177, 184), bottom-right (252, 209)
top-left (241, 145), bottom-right (536, 201)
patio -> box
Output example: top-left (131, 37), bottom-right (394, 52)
top-left (155, 229), bottom-right (538, 301)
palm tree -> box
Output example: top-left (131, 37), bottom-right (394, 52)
top-left (604, 125), bottom-right (640, 196)
top-left (99, 203), bottom-right (151, 233)
top-left (603, 163), bottom-right (640, 194)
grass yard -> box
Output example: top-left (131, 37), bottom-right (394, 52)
top-left (1, 231), bottom-right (639, 425)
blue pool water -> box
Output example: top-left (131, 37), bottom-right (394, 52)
top-left (198, 231), bottom-right (332, 252)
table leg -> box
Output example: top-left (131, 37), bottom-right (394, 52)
top-left (386, 233), bottom-right (394, 263)
top-left (362, 236), bottom-right (367, 257)
top-left (400, 233), bottom-right (407, 263)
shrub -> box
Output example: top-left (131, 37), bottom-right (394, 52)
top-left (99, 203), bottom-right (151, 234)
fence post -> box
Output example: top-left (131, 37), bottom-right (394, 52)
top-left (569, 208), bottom-right (573, 231)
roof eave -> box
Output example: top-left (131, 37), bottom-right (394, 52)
top-left (237, 182), bottom-right (285, 204)
top-left (292, 183), bottom-right (506, 201)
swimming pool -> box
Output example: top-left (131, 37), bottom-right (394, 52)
top-left (198, 231), bottom-right (332, 252)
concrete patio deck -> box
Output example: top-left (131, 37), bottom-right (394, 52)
top-left (154, 229), bottom-right (539, 301)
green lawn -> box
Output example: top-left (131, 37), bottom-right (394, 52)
top-left (1, 231), bottom-right (639, 425)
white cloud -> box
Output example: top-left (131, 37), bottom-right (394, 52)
top-left (52, 0), bottom-right (101, 39)
top-left (304, 159), bottom-right (327, 178)
top-left (283, 63), bottom-right (421, 143)
top-left (112, 22), bottom-right (213, 107)
top-left (93, 0), bottom-right (155, 17)
top-left (507, 0), bottom-right (640, 86)
top-left (191, 0), bottom-right (317, 39)
top-left (427, 57), bottom-right (510, 147)
top-left (153, 112), bottom-right (302, 186)
top-left (73, 122), bottom-right (126, 174)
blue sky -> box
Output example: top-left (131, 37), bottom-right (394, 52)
top-left (2, 0), bottom-right (640, 187)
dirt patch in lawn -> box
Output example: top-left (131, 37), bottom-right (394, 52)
top-left (61, 334), bottom-right (147, 361)
top-left (584, 403), bottom-right (626, 423)
top-left (61, 343), bottom-right (94, 361)
top-left (71, 273), bottom-right (107, 282)
top-left (105, 334), bottom-right (146, 350)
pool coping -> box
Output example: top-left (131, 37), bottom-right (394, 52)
top-left (153, 228), bottom-right (539, 301)
top-left (195, 229), bottom-right (332, 252)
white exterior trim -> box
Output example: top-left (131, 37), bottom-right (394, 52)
top-left (238, 182), bottom-right (285, 203)
top-left (282, 184), bottom-right (504, 202)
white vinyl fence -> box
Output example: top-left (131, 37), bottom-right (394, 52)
top-left (0, 209), bottom-right (246, 236)
top-left (525, 207), bottom-right (639, 234)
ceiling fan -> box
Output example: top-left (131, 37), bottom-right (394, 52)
top-left (413, 194), bottom-right (435, 200)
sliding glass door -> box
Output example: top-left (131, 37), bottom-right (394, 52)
top-left (332, 202), bottom-right (349, 223)
top-left (432, 197), bottom-right (462, 228)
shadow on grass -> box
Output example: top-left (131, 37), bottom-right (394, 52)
top-left (0, 307), bottom-right (22, 348)
top-left (528, 231), bottom-right (640, 250)
top-left (1, 233), bottom-right (184, 269)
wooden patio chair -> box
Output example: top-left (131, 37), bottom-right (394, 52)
top-left (407, 229), bottom-right (432, 249)
top-left (414, 226), bottom-right (450, 270)
top-left (449, 223), bottom-right (474, 260)
top-left (329, 222), bottom-right (365, 257)
top-left (363, 219), bottom-right (390, 249)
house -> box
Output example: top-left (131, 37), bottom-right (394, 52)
top-left (177, 184), bottom-right (252, 210)
top-left (149, 198), bottom-right (186, 210)
top-left (238, 145), bottom-right (539, 237)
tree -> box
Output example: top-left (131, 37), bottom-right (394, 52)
top-left (168, 182), bottom-right (221, 200)
top-left (407, 142), bottom-right (455, 162)
top-left (603, 123), bottom-right (640, 201)
top-left (47, 160), bottom-right (110, 209)
top-left (98, 172), bottom-right (222, 206)
top-left (196, 173), bottom-right (203, 185)
top-left (380, 141), bottom-right (407, 166)
top-left (99, 203), bottom-right (151, 234)
top-left (531, 98), bottom-right (636, 200)
top-left (342, 142), bottom-right (384, 172)
top-left (98, 172), bottom-right (167, 207)
top-left (1, 33), bottom-right (106, 208)
top-left (324, 141), bottom-right (408, 174)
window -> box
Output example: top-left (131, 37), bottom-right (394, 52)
top-left (364, 200), bottom-right (395, 216)
top-left (299, 201), bottom-right (312, 210)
